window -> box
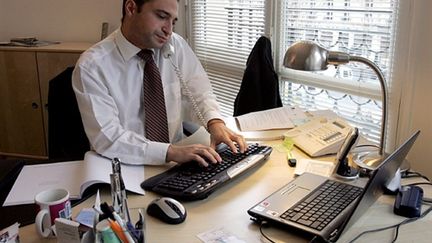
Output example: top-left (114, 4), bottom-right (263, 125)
top-left (188, 0), bottom-right (267, 115)
top-left (276, 0), bottom-right (399, 144)
top-left (187, 0), bottom-right (400, 145)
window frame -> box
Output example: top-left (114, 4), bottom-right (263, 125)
top-left (184, 0), bottom-right (409, 151)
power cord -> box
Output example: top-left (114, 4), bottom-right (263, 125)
top-left (401, 170), bottom-right (430, 182)
top-left (348, 201), bottom-right (432, 243)
top-left (259, 221), bottom-right (276, 243)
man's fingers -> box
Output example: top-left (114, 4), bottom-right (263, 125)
top-left (194, 156), bottom-right (209, 167)
top-left (233, 135), bottom-right (247, 153)
top-left (190, 146), bottom-right (221, 166)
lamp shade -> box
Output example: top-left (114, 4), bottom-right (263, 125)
top-left (283, 41), bottom-right (351, 71)
top-left (283, 41), bottom-right (328, 71)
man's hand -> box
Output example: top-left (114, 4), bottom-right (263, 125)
top-left (166, 144), bottom-right (222, 167)
top-left (207, 119), bottom-right (246, 154)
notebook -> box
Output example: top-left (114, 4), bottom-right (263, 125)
top-left (247, 130), bottom-right (420, 242)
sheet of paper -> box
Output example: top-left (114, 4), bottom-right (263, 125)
top-left (197, 227), bottom-right (246, 243)
top-left (3, 152), bottom-right (145, 206)
top-left (235, 107), bottom-right (307, 131)
top-left (175, 126), bottom-right (211, 146)
top-left (308, 109), bottom-right (338, 119)
top-left (294, 159), bottom-right (335, 177)
top-left (75, 208), bottom-right (96, 228)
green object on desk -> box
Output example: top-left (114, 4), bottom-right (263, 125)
top-left (282, 137), bottom-right (295, 151)
top-left (277, 137), bottom-right (297, 166)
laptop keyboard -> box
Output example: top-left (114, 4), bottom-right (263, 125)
top-left (141, 143), bottom-right (272, 201)
top-left (280, 180), bottom-right (362, 231)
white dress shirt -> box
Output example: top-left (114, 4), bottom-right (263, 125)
top-left (72, 29), bottom-right (223, 165)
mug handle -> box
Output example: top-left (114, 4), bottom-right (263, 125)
top-left (35, 209), bottom-right (52, 237)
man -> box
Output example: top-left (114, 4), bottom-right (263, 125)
top-left (72, 0), bottom-right (246, 166)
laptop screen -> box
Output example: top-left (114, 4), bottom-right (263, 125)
top-left (334, 130), bottom-right (420, 241)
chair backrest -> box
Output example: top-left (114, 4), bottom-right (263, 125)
top-left (48, 67), bottom-right (90, 160)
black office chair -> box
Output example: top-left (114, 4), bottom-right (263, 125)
top-left (47, 67), bottom-right (90, 161)
top-left (233, 36), bottom-right (282, 116)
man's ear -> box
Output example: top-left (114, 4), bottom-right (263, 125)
top-left (124, 0), bottom-right (138, 17)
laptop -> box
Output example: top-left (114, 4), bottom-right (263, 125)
top-left (247, 130), bottom-right (420, 242)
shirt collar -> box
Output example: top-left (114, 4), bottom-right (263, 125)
top-left (114, 28), bottom-right (142, 62)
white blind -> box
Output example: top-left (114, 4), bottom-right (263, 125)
top-left (189, 0), bottom-right (267, 115)
top-left (276, 0), bottom-right (399, 144)
top-left (188, 0), bottom-right (399, 144)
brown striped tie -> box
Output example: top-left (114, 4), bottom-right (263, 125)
top-left (137, 50), bottom-right (169, 143)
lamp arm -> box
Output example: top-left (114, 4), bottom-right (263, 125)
top-left (350, 56), bottom-right (387, 156)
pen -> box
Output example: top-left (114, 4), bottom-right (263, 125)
top-left (101, 202), bottom-right (135, 243)
top-left (136, 208), bottom-right (145, 243)
top-left (107, 218), bottom-right (130, 243)
top-left (126, 221), bottom-right (140, 241)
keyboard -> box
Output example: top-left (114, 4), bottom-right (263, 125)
top-left (140, 143), bottom-right (273, 201)
top-left (280, 180), bottom-right (362, 231)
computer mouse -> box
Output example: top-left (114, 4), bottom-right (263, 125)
top-left (146, 197), bottom-right (187, 224)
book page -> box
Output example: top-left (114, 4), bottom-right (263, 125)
top-left (3, 161), bottom-right (86, 206)
top-left (235, 107), bottom-right (307, 131)
top-left (3, 152), bottom-right (145, 207)
top-left (82, 151), bottom-right (145, 196)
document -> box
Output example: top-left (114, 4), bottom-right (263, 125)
top-left (3, 151), bottom-right (145, 206)
top-left (175, 126), bottom-right (210, 146)
top-left (235, 107), bottom-right (307, 131)
top-left (294, 159), bottom-right (335, 177)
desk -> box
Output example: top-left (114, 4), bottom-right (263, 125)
top-left (17, 140), bottom-right (432, 243)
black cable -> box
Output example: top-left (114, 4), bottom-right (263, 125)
top-left (259, 221), bottom-right (276, 243)
top-left (423, 198), bottom-right (432, 203)
top-left (348, 205), bottom-right (432, 243)
top-left (391, 223), bottom-right (400, 243)
top-left (402, 170), bottom-right (430, 182)
top-left (404, 182), bottom-right (432, 187)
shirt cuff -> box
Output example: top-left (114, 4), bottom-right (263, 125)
top-left (146, 142), bottom-right (170, 164)
top-left (204, 111), bottom-right (224, 124)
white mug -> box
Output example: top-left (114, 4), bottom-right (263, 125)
top-left (34, 188), bottom-right (72, 237)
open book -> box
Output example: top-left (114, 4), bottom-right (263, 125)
top-left (3, 151), bottom-right (145, 206)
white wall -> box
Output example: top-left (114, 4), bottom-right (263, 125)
top-left (0, 0), bottom-right (186, 43)
top-left (398, 0), bottom-right (432, 179)
top-left (0, 0), bottom-right (122, 42)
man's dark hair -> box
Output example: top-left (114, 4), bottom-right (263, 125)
top-left (121, 0), bottom-right (179, 22)
top-left (121, 0), bottom-right (147, 22)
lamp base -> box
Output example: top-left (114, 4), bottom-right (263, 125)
top-left (352, 150), bottom-right (384, 171)
top-left (353, 150), bottom-right (411, 173)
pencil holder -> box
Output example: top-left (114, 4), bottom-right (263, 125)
top-left (81, 208), bottom-right (145, 243)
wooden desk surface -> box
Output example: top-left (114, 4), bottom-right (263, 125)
top-left (18, 140), bottom-right (432, 243)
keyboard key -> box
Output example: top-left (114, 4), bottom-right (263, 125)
top-left (280, 180), bottom-right (363, 231)
top-left (141, 143), bottom-right (273, 200)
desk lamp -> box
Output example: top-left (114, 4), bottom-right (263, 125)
top-left (283, 41), bottom-right (388, 171)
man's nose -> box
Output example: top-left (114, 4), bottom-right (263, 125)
top-left (162, 21), bottom-right (173, 35)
